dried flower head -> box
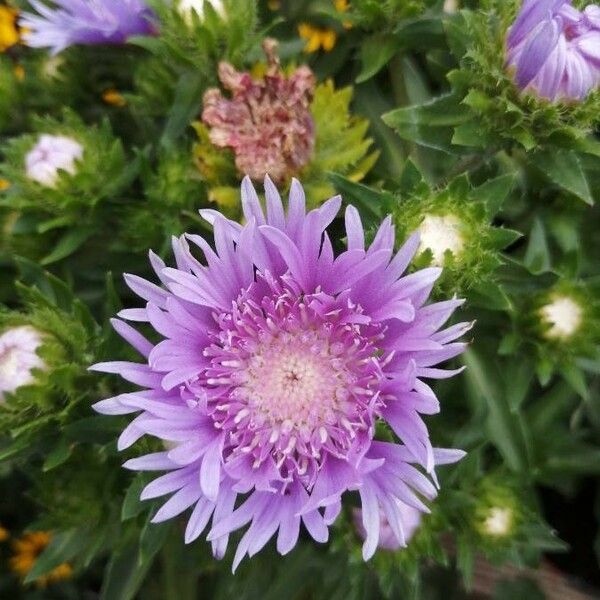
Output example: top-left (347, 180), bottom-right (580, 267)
top-left (202, 39), bottom-right (316, 183)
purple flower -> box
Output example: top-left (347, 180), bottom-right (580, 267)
top-left (92, 177), bottom-right (468, 569)
top-left (20, 0), bottom-right (156, 55)
top-left (506, 0), bottom-right (600, 101)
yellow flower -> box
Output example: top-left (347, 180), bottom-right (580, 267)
top-left (13, 63), bottom-right (25, 81)
top-left (0, 5), bottom-right (19, 52)
top-left (0, 524), bottom-right (9, 542)
top-left (10, 531), bottom-right (73, 588)
top-left (298, 23), bottom-right (337, 53)
top-left (102, 88), bottom-right (127, 107)
top-left (334, 0), bottom-right (353, 29)
top-left (0, 178), bottom-right (11, 191)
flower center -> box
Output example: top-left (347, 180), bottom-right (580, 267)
top-left (232, 330), bottom-right (353, 434)
top-left (200, 278), bottom-right (384, 484)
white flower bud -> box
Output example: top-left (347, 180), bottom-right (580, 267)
top-left (177, 0), bottom-right (225, 24)
top-left (539, 295), bottom-right (582, 340)
top-left (0, 326), bottom-right (45, 402)
top-left (418, 214), bottom-right (465, 266)
top-left (482, 506), bottom-right (513, 537)
top-left (25, 134), bottom-right (84, 188)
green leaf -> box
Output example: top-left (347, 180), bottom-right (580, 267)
top-left (505, 359), bottom-right (534, 411)
top-left (139, 518), bottom-right (171, 565)
top-left (328, 172), bottom-right (386, 224)
top-left (559, 363), bottom-right (589, 401)
top-left (456, 535), bottom-right (475, 589)
top-left (467, 281), bottom-right (512, 311)
top-left (43, 439), bottom-right (73, 472)
top-left (532, 149), bottom-right (593, 205)
top-left (464, 350), bottom-right (531, 473)
top-left (398, 158), bottom-right (424, 192)
top-left (475, 173), bottom-right (516, 215)
top-left (488, 227), bottom-right (522, 249)
top-left (161, 71), bottom-right (206, 150)
top-left (0, 436), bottom-right (32, 462)
top-left (64, 416), bottom-right (122, 444)
top-left (452, 120), bottom-right (495, 148)
top-left (121, 476), bottom-right (149, 521)
top-left (100, 541), bottom-right (155, 600)
top-left (356, 34), bottom-right (398, 83)
top-left (544, 446), bottom-right (600, 475)
top-left (37, 215), bottom-right (73, 233)
top-left (393, 17), bottom-right (445, 50)
top-left (524, 218), bottom-right (551, 275)
top-left (382, 94), bottom-right (469, 154)
top-left (41, 227), bottom-right (94, 266)
top-left (24, 528), bottom-right (85, 584)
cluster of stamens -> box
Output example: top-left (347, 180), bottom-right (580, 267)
top-left (200, 277), bottom-right (385, 488)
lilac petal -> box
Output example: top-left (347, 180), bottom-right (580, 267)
top-left (301, 509), bottom-right (329, 543)
top-left (118, 414), bottom-right (154, 450)
top-left (345, 205), bottom-right (365, 251)
top-left (241, 176), bottom-right (266, 225)
top-left (369, 215), bottom-right (395, 254)
top-left (185, 498), bottom-right (215, 544)
top-left (210, 486), bottom-right (237, 559)
top-left (276, 513), bottom-right (301, 555)
top-left (124, 273), bottom-right (168, 307)
top-left (110, 319), bottom-right (153, 358)
top-left (151, 483), bottom-right (201, 523)
top-left (200, 439), bottom-right (223, 502)
top-left (117, 308), bottom-right (148, 322)
top-left (92, 396), bottom-right (137, 415)
top-left (324, 500), bottom-right (342, 525)
top-left (300, 457), bottom-right (360, 514)
top-left (433, 448), bottom-right (466, 465)
top-left (286, 178), bottom-right (306, 239)
top-left (359, 484), bottom-right (380, 560)
top-left (386, 232), bottom-right (420, 281)
top-left (260, 226), bottom-right (306, 287)
top-left (516, 17), bottom-right (561, 89)
top-left (123, 452), bottom-right (177, 471)
top-left (508, 0), bottom-right (567, 48)
top-left (141, 468), bottom-right (195, 500)
top-left (264, 175), bottom-right (285, 229)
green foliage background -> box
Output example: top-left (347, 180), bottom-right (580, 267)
top-left (0, 0), bottom-right (599, 598)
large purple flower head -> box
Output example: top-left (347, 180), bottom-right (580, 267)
top-left (92, 178), bottom-right (468, 568)
top-left (21, 0), bottom-right (156, 55)
top-left (506, 0), bottom-right (600, 101)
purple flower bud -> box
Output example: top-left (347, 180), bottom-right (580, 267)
top-left (20, 0), bottom-right (156, 55)
top-left (353, 503), bottom-right (422, 558)
top-left (506, 0), bottom-right (600, 101)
